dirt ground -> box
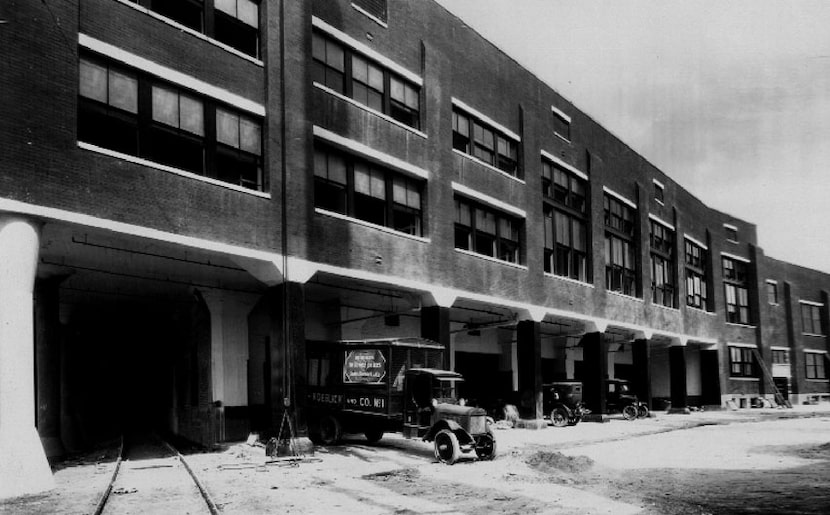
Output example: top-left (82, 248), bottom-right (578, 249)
top-left (3, 407), bottom-right (830, 514)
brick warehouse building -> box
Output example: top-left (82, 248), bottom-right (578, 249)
top-left (1, 0), bottom-right (828, 498)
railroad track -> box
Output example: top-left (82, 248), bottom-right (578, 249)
top-left (93, 433), bottom-right (219, 515)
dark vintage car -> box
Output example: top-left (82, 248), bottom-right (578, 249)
top-left (606, 379), bottom-right (649, 420)
top-left (543, 381), bottom-right (588, 427)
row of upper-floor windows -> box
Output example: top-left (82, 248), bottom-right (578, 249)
top-left (78, 53), bottom-right (265, 191)
top-left (77, 46), bottom-right (822, 329)
top-left (128, 0), bottom-right (260, 58)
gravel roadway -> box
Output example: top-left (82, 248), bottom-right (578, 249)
top-left (2, 406), bottom-right (829, 514)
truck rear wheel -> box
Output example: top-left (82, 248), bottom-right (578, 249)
top-left (364, 429), bottom-right (383, 443)
top-left (319, 415), bottom-right (342, 445)
top-left (434, 429), bottom-right (461, 464)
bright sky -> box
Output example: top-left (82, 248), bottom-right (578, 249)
top-left (435, 0), bottom-right (830, 274)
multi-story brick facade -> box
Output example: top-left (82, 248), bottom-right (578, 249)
top-left (1, 0), bottom-right (828, 499)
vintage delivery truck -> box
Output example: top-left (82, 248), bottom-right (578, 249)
top-left (304, 337), bottom-right (496, 464)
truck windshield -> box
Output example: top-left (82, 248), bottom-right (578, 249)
top-left (432, 378), bottom-right (462, 402)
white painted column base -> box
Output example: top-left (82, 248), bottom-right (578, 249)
top-left (0, 216), bottom-right (54, 499)
top-left (0, 427), bottom-right (55, 499)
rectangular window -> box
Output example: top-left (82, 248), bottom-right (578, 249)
top-left (805, 352), bottom-right (827, 380)
top-left (553, 109), bottom-right (570, 140)
top-left (78, 56), bottom-right (139, 155)
top-left (353, 0), bottom-right (388, 23)
top-left (685, 239), bottom-right (708, 310)
top-left (649, 220), bottom-right (675, 308)
top-left (604, 193), bottom-right (637, 296)
top-left (729, 346), bottom-right (755, 377)
top-left (722, 256), bottom-right (751, 324)
top-left (767, 281), bottom-right (778, 305)
top-left (78, 53), bottom-right (265, 191)
top-left (452, 107), bottom-right (519, 177)
top-left (771, 349), bottom-right (790, 365)
top-left (313, 144), bottom-right (423, 236)
top-left (725, 224), bottom-right (738, 242)
top-left (312, 32), bottom-right (421, 129)
top-left (542, 158), bottom-right (589, 282)
top-left (455, 197), bottom-right (522, 264)
top-left (136, 0), bottom-right (260, 58)
top-left (654, 180), bottom-right (664, 203)
top-left (801, 303), bottom-right (825, 335)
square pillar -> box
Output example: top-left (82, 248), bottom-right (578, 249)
top-left (582, 332), bottom-right (608, 420)
top-left (669, 345), bottom-right (691, 414)
top-left (420, 305), bottom-right (451, 369)
top-left (516, 320), bottom-right (543, 419)
top-left (263, 282), bottom-right (307, 437)
top-left (700, 349), bottom-right (721, 406)
top-left (631, 339), bottom-right (652, 409)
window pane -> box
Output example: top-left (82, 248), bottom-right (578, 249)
top-left (352, 55), bottom-right (367, 83)
top-left (354, 163), bottom-right (370, 195)
top-left (152, 85), bottom-right (179, 127)
top-left (108, 69), bottom-right (138, 113)
top-left (456, 200), bottom-right (471, 225)
top-left (554, 211), bottom-right (569, 245)
top-left (215, 0), bottom-right (235, 16)
top-left (238, 0), bottom-right (259, 27)
top-left (368, 62), bottom-right (384, 90)
top-left (179, 94), bottom-right (204, 136)
top-left (572, 220), bottom-right (586, 251)
top-left (79, 58), bottom-right (107, 102)
top-left (328, 153), bottom-right (346, 184)
top-left (477, 209), bottom-right (495, 234)
top-left (314, 148), bottom-right (326, 178)
top-left (312, 33), bottom-right (326, 62)
top-left (239, 116), bottom-right (261, 155)
top-left (327, 42), bottom-right (345, 71)
top-left (216, 108), bottom-right (239, 147)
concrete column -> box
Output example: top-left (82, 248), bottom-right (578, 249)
top-left (582, 332), bottom-right (608, 421)
top-left (0, 216), bottom-right (54, 499)
top-left (631, 339), bottom-right (652, 409)
top-left (264, 282), bottom-right (306, 436)
top-left (699, 349), bottom-right (721, 406)
top-left (669, 345), bottom-right (691, 414)
top-left (35, 277), bottom-right (65, 459)
top-left (516, 320), bottom-right (543, 419)
top-left (420, 306), bottom-right (451, 369)
top-left (200, 290), bottom-right (259, 442)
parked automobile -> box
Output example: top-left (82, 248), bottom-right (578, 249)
top-left (543, 381), bottom-right (589, 427)
top-left (605, 379), bottom-right (649, 420)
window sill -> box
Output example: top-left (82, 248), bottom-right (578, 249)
top-left (351, 3), bottom-right (389, 28)
top-left (544, 272), bottom-right (594, 288)
top-left (314, 208), bottom-right (430, 243)
top-left (806, 379), bottom-right (829, 383)
top-left (554, 132), bottom-right (572, 144)
top-left (802, 333), bottom-right (828, 338)
top-left (729, 377), bottom-right (759, 381)
top-left (314, 82), bottom-right (428, 139)
top-left (451, 149), bottom-right (526, 185)
top-left (115, 0), bottom-right (264, 66)
top-left (654, 199), bottom-right (665, 206)
top-left (606, 290), bottom-right (643, 302)
top-left (651, 302), bottom-right (680, 313)
top-left (726, 322), bottom-right (757, 329)
top-left (686, 305), bottom-right (716, 316)
top-left (454, 248), bottom-right (528, 270)
top-left (78, 142), bottom-right (271, 198)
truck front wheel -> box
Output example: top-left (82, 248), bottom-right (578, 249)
top-left (474, 431), bottom-right (497, 461)
top-left (319, 415), bottom-right (342, 445)
top-left (434, 429), bottom-right (461, 464)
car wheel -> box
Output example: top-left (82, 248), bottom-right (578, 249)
top-left (434, 429), bottom-right (461, 464)
top-left (474, 431), bottom-right (497, 461)
top-left (319, 415), bottom-right (342, 445)
top-left (364, 428), bottom-right (383, 443)
top-left (567, 416), bottom-right (581, 426)
top-left (550, 407), bottom-right (569, 427)
top-left (637, 404), bottom-right (650, 419)
top-left (622, 405), bottom-right (638, 420)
